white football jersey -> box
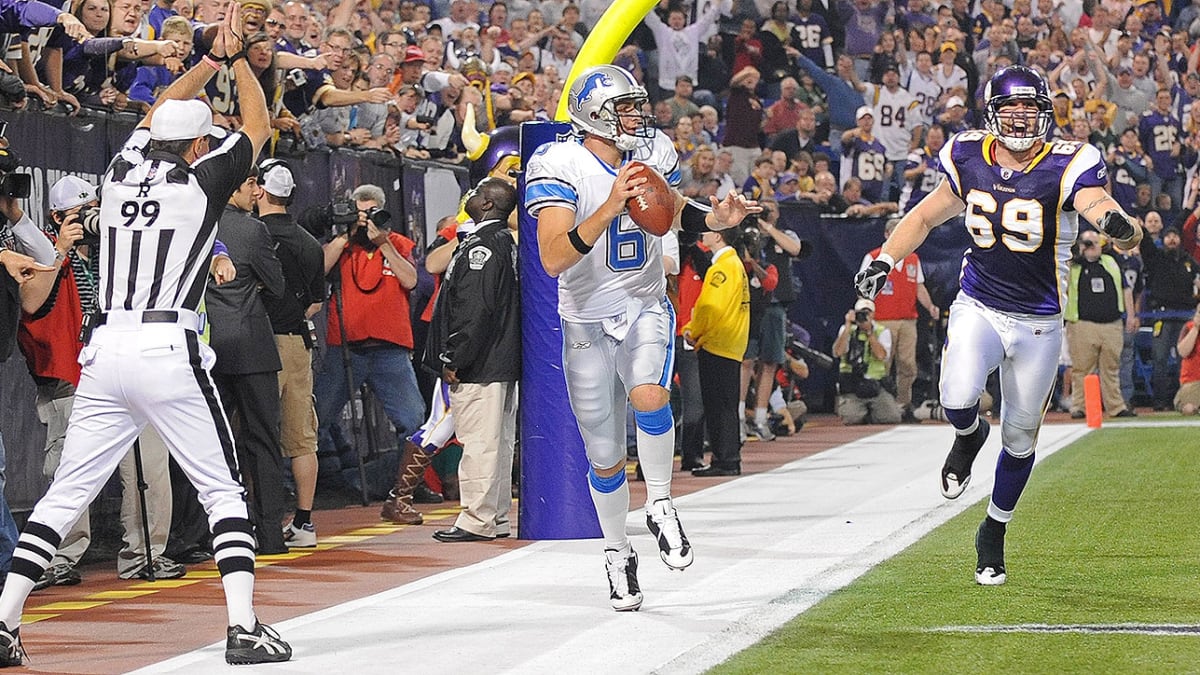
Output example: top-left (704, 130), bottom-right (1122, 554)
top-left (904, 70), bottom-right (943, 127)
top-left (864, 83), bottom-right (921, 161)
top-left (526, 129), bottom-right (681, 322)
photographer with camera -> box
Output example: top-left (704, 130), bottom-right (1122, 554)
top-left (315, 184), bottom-right (424, 475)
top-left (832, 298), bottom-right (902, 425)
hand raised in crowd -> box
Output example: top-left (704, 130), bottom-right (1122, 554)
top-left (365, 88), bottom-right (393, 104)
top-left (164, 56), bottom-right (186, 74)
top-left (154, 40), bottom-right (182, 59)
top-left (57, 12), bottom-right (93, 42)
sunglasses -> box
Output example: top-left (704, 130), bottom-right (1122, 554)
top-left (265, 18), bottom-right (283, 27)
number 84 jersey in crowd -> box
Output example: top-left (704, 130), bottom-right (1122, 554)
top-left (939, 130), bottom-right (1107, 316)
top-left (525, 129), bottom-right (681, 322)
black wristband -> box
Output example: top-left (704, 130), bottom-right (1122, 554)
top-left (680, 199), bottom-right (712, 233)
top-left (216, 49), bottom-right (247, 65)
top-left (567, 227), bottom-right (593, 254)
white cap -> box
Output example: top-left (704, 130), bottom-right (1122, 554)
top-left (48, 175), bottom-right (96, 211)
top-left (946, 96), bottom-right (965, 108)
top-left (149, 99), bottom-right (213, 141)
top-left (855, 105), bottom-right (873, 121)
top-left (854, 297), bottom-right (876, 312)
top-left (260, 161), bottom-right (295, 198)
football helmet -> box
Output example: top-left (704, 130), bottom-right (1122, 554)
top-left (983, 65), bottom-right (1052, 152)
top-left (566, 65), bottom-right (653, 151)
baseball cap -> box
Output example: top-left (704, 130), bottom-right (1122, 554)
top-left (1116, 65), bottom-right (1133, 76)
top-left (780, 172), bottom-right (799, 184)
top-left (676, 74), bottom-right (694, 84)
top-left (882, 60), bottom-right (900, 74)
top-left (940, 41), bottom-right (957, 53)
top-left (240, 0), bottom-right (272, 11)
top-left (149, 99), bottom-right (213, 141)
top-left (946, 96), bottom-right (965, 108)
top-left (1053, 88), bottom-right (1070, 98)
top-left (403, 45), bottom-right (425, 64)
top-left (854, 298), bottom-right (875, 312)
top-left (259, 160), bottom-right (295, 198)
top-left (855, 105), bottom-right (874, 120)
top-left (48, 175), bottom-right (96, 212)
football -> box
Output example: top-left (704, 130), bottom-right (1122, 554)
top-left (625, 161), bottom-right (675, 236)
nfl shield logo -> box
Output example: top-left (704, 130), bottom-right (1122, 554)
top-left (1000, 168), bottom-right (1013, 180)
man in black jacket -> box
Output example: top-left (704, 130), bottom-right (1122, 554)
top-left (1139, 226), bottom-right (1200, 410)
top-left (429, 178), bottom-right (521, 542)
top-left (206, 170), bottom-right (288, 554)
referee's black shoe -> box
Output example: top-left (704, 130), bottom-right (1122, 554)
top-left (0, 623), bottom-right (25, 667)
top-left (225, 621), bottom-right (292, 664)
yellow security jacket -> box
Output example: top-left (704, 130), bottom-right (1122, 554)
top-left (684, 246), bottom-right (750, 361)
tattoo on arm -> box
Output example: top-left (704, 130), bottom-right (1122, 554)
top-left (1079, 197), bottom-right (1108, 218)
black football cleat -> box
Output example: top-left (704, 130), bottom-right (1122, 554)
top-left (941, 416), bottom-right (990, 499)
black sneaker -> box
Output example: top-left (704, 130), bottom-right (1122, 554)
top-left (225, 621), bottom-right (292, 664)
top-left (412, 483), bottom-right (444, 504)
top-left (975, 518), bottom-right (1007, 586)
top-left (604, 548), bottom-right (643, 612)
top-left (0, 623), bottom-right (24, 668)
top-left (32, 563), bottom-right (82, 591)
top-left (941, 417), bottom-right (990, 499)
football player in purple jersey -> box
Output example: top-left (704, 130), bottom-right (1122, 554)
top-left (855, 65), bottom-right (1142, 586)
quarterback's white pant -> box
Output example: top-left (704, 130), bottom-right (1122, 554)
top-left (939, 295), bottom-right (1061, 457)
top-left (561, 298), bottom-right (675, 469)
top-left (30, 317), bottom-right (248, 541)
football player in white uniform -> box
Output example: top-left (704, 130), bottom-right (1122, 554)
top-left (856, 66), bottom-right (1141, 587)
top-left (526, 64), bottom-right (757, 611)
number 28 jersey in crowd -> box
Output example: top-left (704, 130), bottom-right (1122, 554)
top-left (939, 130), bottom-right (1107, 316)
top-left (525, 129), bottom-right (681, 322)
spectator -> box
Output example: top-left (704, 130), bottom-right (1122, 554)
top-left (833, 298), bottom-right (902, 425)
top-left (1065, 230), bottom-right (1137, 418)
top-left (1138, 225), bottom-right (1200, 410)
top-left (254, 160), bottom-right (325, 549)
top-left (721, 66), bottom-right (765, 185)
top-left (899, 122), bottom-right (944, 215)
top-left (642, 0), bottom-right (727, 101)
top-left (742, 156), bottom-right (776, 201)
top-left (128, 15), bottom-right (194, 106)
top-left (790, 0), bottom-right (834, 70)
top-left (905, 50), bottom-right (942, 127)
top-left (793, 52), bottom-right (866, 153)
top-left (671, 231), bottom-right (710, 471)
top-left (684, 226), bottom-right (749, 477)
top-left (859, 216), bottom-right (939, 421)
top-left (840, 106), bottom-right (890, 203)
top-left (762, 76), bottom-right (801, 135)
top-left (768, 106), bottom-right (818, 161)
top-left (1139, 88), bottom-right (1186, 212)
top-left (206, 168), bottom-right (288, 555)
top-left (851, 59), bottom-right (922, 201)
top-left (316, 185), bottom-right (425, 471)
top-left (937, 96), bottom-right (971, 134)
top-left (429, 178), bottom-right (521, 542)
top-left (281, 26), bottom-right (391, 120)
top-left (839, 0), bottom-right (891, 79)
top-left (1175, 302), bottom-right (1200, 414)
top-left (774, 172), bottom-right (800, 201)
top-left (933, 41), bottom-right (968, 97)
top-left (665, 75), bottom-right (700, 126)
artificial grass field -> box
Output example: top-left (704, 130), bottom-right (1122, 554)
top-left (715, 424), bottom-right (1200, 674)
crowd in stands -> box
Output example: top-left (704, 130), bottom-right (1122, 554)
top-left (3, 0), bottom-right (1200, 587)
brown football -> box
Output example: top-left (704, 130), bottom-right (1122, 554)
top-left (626, 161), bottom-right (675, 237)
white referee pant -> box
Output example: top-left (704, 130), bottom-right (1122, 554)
top-left (13, 309), bottom-right (254, 582)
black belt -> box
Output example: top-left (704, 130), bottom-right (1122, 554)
top-left (95, 310), bottom-right (181, 326)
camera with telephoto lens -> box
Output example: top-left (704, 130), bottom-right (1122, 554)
top-left (298, 198), bottom-right (359, 241)
top-left (855, 308), bottom-right (871, 324)
top-left (791, 340), bottom-right (836, 370)
top-left (839, 330), bottom-right (881, 399)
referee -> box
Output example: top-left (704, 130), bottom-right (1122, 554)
top-left (0, 3), bottom-right (290, 666)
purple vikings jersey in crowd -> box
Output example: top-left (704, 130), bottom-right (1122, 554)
top-left (899, 144), bottom-right (943, 213)
top-left (840, 134), bottom-right (888, 202)
top-left (1138, 107), bottom-right (1182, 181)
top-left (939, 130), bottom-right (1107, 315)
top-left (790, 14), bottom-right (832, 68)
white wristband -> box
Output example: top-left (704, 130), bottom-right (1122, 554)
top-left (875, 252), bottom-right (896, 270)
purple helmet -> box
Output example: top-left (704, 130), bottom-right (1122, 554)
top-left (983, 65), bottom-right (1052, 152)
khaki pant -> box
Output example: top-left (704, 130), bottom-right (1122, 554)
top-left (1067, 320), bottom-right (1127, 415)
top-left (276, 334), bottom-right (318, 458)
top-left (1175, 380), bottom-right (1200, 412)
top-left (880, 319), bottom-right (918, 408)
top-left (449, 381), bottom-right (517, 537)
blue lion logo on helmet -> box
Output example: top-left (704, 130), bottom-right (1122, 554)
top-left (574, 72), bottom-right (614, 113)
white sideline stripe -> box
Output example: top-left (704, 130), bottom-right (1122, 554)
top-left (931, 623), bottom-right (1200, 636)
top-left (131, 424), bottom-right (1091, 675)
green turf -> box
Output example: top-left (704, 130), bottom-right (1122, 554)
top-left (714, 425), bottom-right (1200, 675)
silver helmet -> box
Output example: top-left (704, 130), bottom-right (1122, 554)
top-left (566, 64), bottom-right (653, 151)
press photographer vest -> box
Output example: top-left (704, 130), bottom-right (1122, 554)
top-left (868, 248), bottom-right (921, 321)
top-left (326, 232), bottom-right (416, 349)
top-left (18, 265), bottom-right (84, 386)
top-left (838, 323), bottom-right (889, 381)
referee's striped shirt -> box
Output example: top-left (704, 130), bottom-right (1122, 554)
top-left (98, 128), bottom-right (252, 313)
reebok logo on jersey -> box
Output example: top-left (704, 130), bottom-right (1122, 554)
top-left (572, 341), bottom-right (591, 349)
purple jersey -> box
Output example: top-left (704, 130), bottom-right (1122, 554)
top-left (939, 131), bottom-right (1107, 315)
top-left (1137, 109), bottom-right (1182, 180)
top-left (1109, 149), bottom-right (1149, 213)
top-left (840, 134), bottom-right (888, 202)
top-left (899, 145), bottom-right (943, 213)
top-left (789, 14), bottom-right (831, 68)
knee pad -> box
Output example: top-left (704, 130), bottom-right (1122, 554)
top-left (588, 466), bottom-right (627, 494)
top-left (634, 404), bottom-right (673, 436)
top-left (1000, 424), bottom-right (1038, 459)
top-left (942, 403), bottom-right (980, 431)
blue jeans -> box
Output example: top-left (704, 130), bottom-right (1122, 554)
top-left (314, 344), bottom-right (426, 455)
top-left (0, 434), bottom-right (20, 574)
